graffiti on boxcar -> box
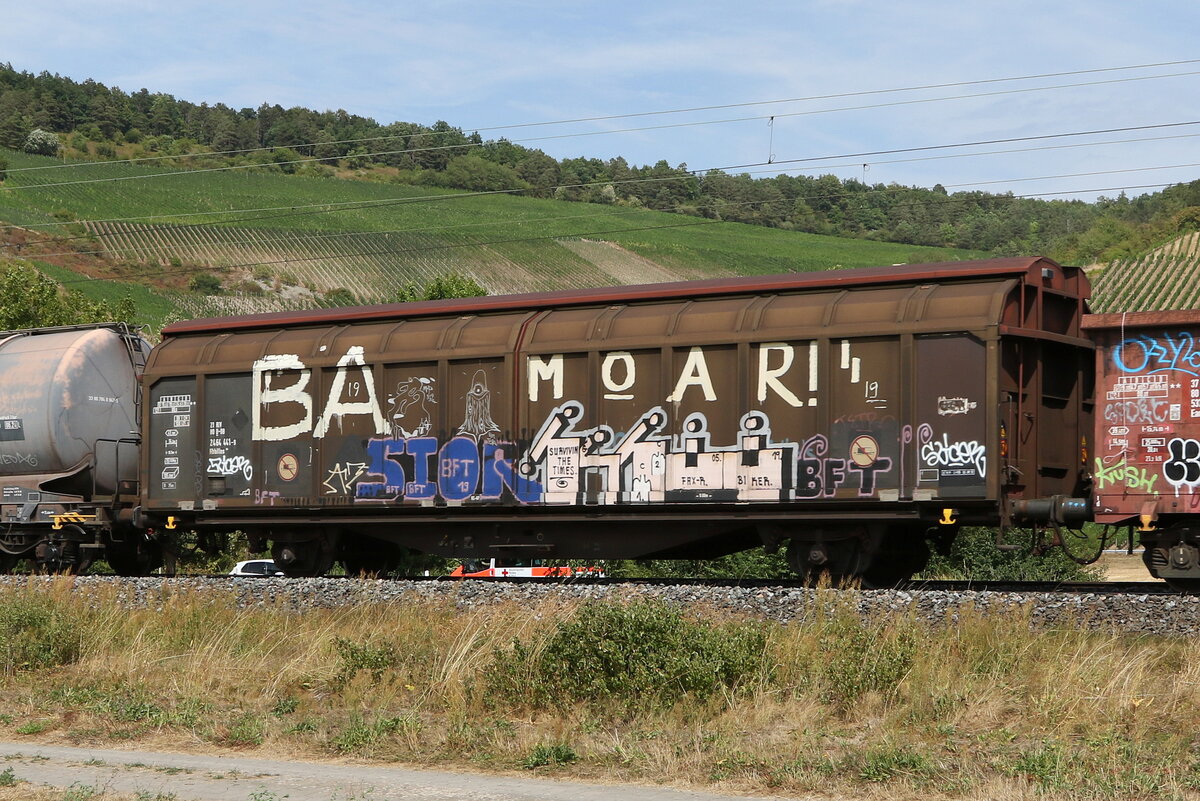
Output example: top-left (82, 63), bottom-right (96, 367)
top-left (207, 455), bottom-right (253, 481)
top-left (387, 377), bottom-right (435, 438)
top-left (1093, 457), bottom-right (1159, 493)
top-left (1164, 437), bottom-right (1200, 496)
top-left (1112, 331), bottom-right (1200, 377)
top-left (249, 345), bottom-right (908, 505)
top-left (324, 462), bottom-right (367, 495)
top-left (795, 433), bottom-right (893, 498)
top-left (354, 436), bottom-right (541, 503)
top-left (528, 342), bottom-right (821, 408)
top-left (253, 349), bottom-right (390, 442)
top-left (518, 402), bottom-right (805, 503)
top-left (1103, 398), bottom-right (1174, 424)
top-left (919, 431), bottom-right (987, 480)
top-left (458, 369), bottom-right (501, 442)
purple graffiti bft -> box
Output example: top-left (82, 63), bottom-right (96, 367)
top-left (357, 436), bottom-right (542, 503)
top-left (795, 434), bottom-right (893, 498)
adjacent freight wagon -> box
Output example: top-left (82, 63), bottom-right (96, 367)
top-left (0, 323), bottom-right (155, 573)
top-left (139, 257), bottom-right (1094, 584)
top-left (1085, 310), bottom-right (1200, 590)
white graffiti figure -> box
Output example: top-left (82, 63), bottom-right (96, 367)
top-left (458, 369), bottom-right (501, 443)
top-left (388, 377), bottom-right (436, 438)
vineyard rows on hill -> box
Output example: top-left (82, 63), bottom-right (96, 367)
top-left (1089, 232), bottom-right (1200, 312)
top-left (83, 220), bottom-right (719, 315)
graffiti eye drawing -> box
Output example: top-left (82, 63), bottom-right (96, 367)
top-left (458, 369), bottom-right (501, 443)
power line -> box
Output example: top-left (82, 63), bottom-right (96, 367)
top-left (12, 161), bottom-right (1197, 264)
top-left (8, 57), bottom-right (1199, 175)
top-left (4, 119), bottom-right (1197, 239)
top-left (6, 71), bottom-right (1200, 192)
top-left (7, 125), bottom-right (1198, 262)
top-left (708, 120), bottom-right (1200, 172)
top-left (31, 180), bottom-right (1178, 292)
top-left (7, 127), bottom-right (1198, 241)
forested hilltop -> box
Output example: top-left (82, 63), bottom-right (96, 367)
top-left (1, 63), bottom-right (1199, 266)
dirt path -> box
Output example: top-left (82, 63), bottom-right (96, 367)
top-left (1, 742), bottom-right (802, 801)
top-left (1097, 550), bottom-right (1158, 581)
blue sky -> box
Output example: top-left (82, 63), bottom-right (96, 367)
top-left (5, 0), bottom-right (1199, 200)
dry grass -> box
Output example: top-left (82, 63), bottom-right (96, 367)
top-left (1, 580), bottom-right (1198, 800)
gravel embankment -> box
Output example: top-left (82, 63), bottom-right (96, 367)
top-left (1, 575), bottom-right (1196, 636)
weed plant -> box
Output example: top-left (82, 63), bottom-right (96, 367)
top-left (0, 580), bottom-right (1198, 800)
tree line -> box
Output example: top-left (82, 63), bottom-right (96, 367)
top-left (2, 64), bottom-right (1198, 266)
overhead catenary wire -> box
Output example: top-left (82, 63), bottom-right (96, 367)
top-left (12, 162), bottom-right (1198, 264)
top-left (7, 57), bottom-right (1200, 175)
top-left (3, 120), bottom-right (1198, 245)
top-left (5, 72), bottom-right (1200, 192)
top-left (35, 180), bottom-right (1180, 291)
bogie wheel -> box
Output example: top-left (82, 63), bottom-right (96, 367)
top-left (273, 534), bottom-right (337, 577)
top-left (34, 526), bottom-right (93, 574)
top-left (786, 537), bottom-right (866, 586)
top-left (0, 553), bottom-right (18, 573)
top-left (1144, 525), bottom-right (1200, 592)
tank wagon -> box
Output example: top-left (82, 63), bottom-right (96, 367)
top-left (136, 256), bottom-right (1094, 584)
top-left (0, 323), bottom-right (156, 574)
top-left (1085, 310), bottom-right (1200, 590)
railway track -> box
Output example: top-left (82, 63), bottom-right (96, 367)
top-left (2, 573), bottom-right (1196, 636)
top-left (93, 573), bottom-right (1183, 595)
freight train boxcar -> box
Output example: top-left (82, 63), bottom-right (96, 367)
top-left (140, 257), bottom-right (1094, 583)
top-left (1084, 310), bottom-right (1200, 589)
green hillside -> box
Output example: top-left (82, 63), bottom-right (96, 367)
top-left (0, 147), bottom-right (985, 324)
top-left (1088, 232), bottom-right (1200, 312)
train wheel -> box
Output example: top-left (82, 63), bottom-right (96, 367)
top-left (0, 554), bottom-right (18, 573)
top-left (786, 536), bottom-right (865, 586)
top-left (34, 528), bottom-right (90, 574)
top-left (1143, 526), bottom-right (1200, 592)
top-left (273, 533), bottom-right (337, 577)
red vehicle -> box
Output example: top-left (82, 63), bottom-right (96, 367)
top-left (1085, 310), bottom-right (1200, 590)
top-left (449, 558), bottom-right (605, 579)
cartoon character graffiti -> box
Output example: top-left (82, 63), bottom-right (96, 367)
top-left (387, 377), bottom-right (436, 438)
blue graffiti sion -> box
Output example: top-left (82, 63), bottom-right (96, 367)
top-left (1113, 331), bottom-right (1200, 377)
top-left (356, 436), bottom-right (544, 503)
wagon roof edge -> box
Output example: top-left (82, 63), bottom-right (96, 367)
top-left (1082, 310), bottom-right (1200, 331)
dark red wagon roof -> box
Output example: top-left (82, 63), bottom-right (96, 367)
top-left (162, 257), bottom-right (1066, 336)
